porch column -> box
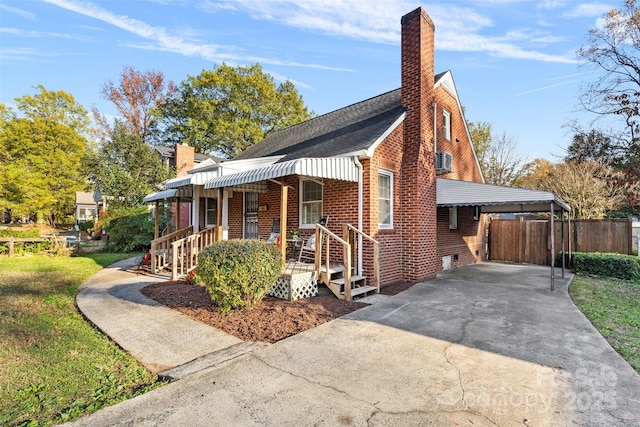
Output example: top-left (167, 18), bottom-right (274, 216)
top-left (280, 185), bottom-right (288, 270)
top-left (217, 188), bottom-right (224, 241)
top-left (154, 201), bottom-right (160, 240)
top-left (192, 188), bottom-right (200, 233)
top-left (175, 197), bottom-right (181, 230)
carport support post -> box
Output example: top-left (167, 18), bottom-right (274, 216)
top-left (550, 203), bottom-right (555, 291)
top-left (561, 210), bottom-right (565, 278)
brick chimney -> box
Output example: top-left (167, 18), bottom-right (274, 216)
top-left (400, 7), bottom-right (438, 281)
top-left (174, 143), bottom-right (194, 177)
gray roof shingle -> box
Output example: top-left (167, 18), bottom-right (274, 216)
top-left (234, 89), bottom-right (406, 162)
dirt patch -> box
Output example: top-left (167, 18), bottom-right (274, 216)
top-left (141, 280), bottom-right (416, 343)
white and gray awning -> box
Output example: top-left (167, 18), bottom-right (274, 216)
top-left (204, 157), bottom-right (359, 190)
top-left (436, 178), bottom-right (570, 213)
top-left (143, 187), bottom-right (193, 203)
top-left (165, 170), bottom-right (220, 189)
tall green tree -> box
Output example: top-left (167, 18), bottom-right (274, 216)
top-left (0, 86), bottom-right (90, 224)
top-left (86, 122), bottom-right (172, 209)
top-left (157, 63), bottom-right (312, 157)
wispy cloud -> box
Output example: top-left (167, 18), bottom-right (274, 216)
top-left (199, 0), bottom-right (576, 64)
top-left (42, 0), bottom-right (350, 72)
top-left (514, 72), bottom-right (592, 96)
top-left (0, 4), bottom-right (36, 20)
top-left (0, 47), bottom-right (53, 62)
top-left (564, 3), bottom-right (612, 18)
top-left (0, 27), bottom-right (76, 40)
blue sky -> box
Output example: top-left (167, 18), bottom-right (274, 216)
top-left (0, 0), bottom-right (616, 161)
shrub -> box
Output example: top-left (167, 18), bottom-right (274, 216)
top-left (197, 240), bottom-right (282, 313)
top-left (571, 252), bottom-right (640, 281)
top-left (97, 206), bottom-right (171, 253)
top-left (78, 220), bottom-right (94, 232)
top-left (0, 229), bottom-right (40, 238)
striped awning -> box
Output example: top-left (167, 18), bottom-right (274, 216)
top-left (165, 170), bottom-right (219, 189)
top-left (143, 187), bottom-right (193, 203)
top-left (204, 157), bottom-right (359, 190)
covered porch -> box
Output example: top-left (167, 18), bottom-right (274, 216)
top-left (144, 157), bottom-right (380, 301)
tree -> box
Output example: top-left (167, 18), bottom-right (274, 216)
top-left (157, 63), bottom-right (312, 157)
top-left (577, 0), bottom-right (640, 161)
top-left (468, 120), bottom-right (528, 186)
top-left (0, 87), bottom-right (90, 224)
top-left (95, 66), bottom-right (176, 144)
top-left (468, 121), bottom-right (492, 168)
top-left (86, 122), bottom-right (172, 209)
top-left (564, 129), bottom-right (622, 166)
top-left (520, 159), bottom-right (629, 219)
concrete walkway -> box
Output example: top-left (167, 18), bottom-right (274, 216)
top-left (76, 257), bottom-right (251, 375)
top-left (69, 261), bottom-right (640, 426)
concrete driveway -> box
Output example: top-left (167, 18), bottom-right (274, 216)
top-left (67, 262), bottom-right (640, 426)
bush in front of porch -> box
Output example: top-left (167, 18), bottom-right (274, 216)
top-left (197, 240), bottom-right (282, 313)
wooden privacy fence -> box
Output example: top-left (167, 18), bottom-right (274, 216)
top-left (488, 218), bottom-right (632, 265)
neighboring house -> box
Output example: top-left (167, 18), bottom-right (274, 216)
top-left (74, 191), bottom-right (97, 224)
top-left (145, 7), bottom-right (569, 293)
top-left (154, 144), bottom-right (222, 229)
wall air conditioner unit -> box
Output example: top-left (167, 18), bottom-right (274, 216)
top-left (435, 151), bottom-right (453, 174)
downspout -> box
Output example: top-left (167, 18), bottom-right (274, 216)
top-left (353, 156), bottom-right (364, 276)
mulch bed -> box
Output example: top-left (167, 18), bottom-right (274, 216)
top-left (141, 279), bottom-right (416, 343)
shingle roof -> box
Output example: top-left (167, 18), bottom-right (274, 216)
top-left (155, 145), bottom-right (221, 163)
top-left (234, 89), bottom-right (406, 162)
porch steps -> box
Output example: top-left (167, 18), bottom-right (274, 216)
top-left (321, 264), bottom-right (375, 300)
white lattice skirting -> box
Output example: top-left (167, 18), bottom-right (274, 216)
top-left (268, 272), bottom-right (318, 301)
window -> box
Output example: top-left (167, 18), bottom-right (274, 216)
top-left (300, 179), bottom-right (322, 228)
top-left (206, 197), bottom-right (217, 227)
top-left (443, 109), bottom-right (451, 141)
top-left (378, 170), bottom-right (393, 229)
top-left (449, 206), bottom-right (458, 230)
top-left (473, 206), bottom-right (481, 221)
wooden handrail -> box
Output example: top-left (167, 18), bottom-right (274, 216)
top-left (315, 223), bottom-right (352, 300)
top-left (344, 224), bottom-right (380, 294)
top-left (149, 225), bottom-right (193, 274)
top-left (171, 226), bottom-right (221, 280)
top-left (344, 224), bottom-right (379, 244)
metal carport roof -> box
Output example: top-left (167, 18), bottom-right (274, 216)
top-left (436, 178), bottom-right (570, 213)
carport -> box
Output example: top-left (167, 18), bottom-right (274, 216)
top-left (436, 178), bottom-right (571, 290)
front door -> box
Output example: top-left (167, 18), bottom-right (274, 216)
top-left (244, 192), bottom-right (259, 239)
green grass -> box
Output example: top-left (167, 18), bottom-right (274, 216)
top-left (570, 276), bottom-right (640, 374)
top-left (0, 253), bottom-right (168, 426)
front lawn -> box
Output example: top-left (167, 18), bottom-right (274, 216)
top-left (0, 253), bottom-right (167, 426)
top-left (570, 276), bottom-right (640, 374)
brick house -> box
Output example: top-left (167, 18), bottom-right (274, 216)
top-left (145, 7), bottom-right (569, 297)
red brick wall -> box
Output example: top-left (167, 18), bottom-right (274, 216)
top-left (367, 125), bottom-right (404, 285)
top-left (434, 86), bottom-right (483, 183)
top-left (174, 144), bottom-right (194, 178)
top-left (436, 206), bottom-right (486, 268)
top-left (399, 7), bottom-right (438, 282)
top-left (228, 191), bottom-right (244, 239)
